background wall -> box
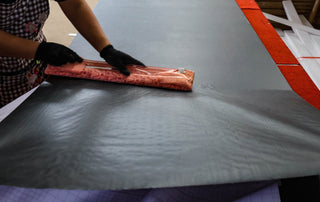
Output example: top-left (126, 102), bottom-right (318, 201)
top-left (43, 0), bottom-right (99, 46)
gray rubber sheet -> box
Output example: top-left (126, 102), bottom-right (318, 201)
top-left (1, 0), bottom-right (320, 190)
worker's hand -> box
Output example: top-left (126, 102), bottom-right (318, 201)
top-left (35, 41), bottom-right (83, 66)
top-left (100, 45), bottom-right (145, 76)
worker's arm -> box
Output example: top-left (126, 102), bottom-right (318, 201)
top-left (58, 0), bottom-right (110, 52)
top-left (58, 0), bottom-right (145, 75)
top-left (0, 30), bottom-right (82, 66)
top-left (0, 30), bottom-right (39, 59)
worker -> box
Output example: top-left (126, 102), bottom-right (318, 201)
top-left (0, 0), bottom-right (144, 107)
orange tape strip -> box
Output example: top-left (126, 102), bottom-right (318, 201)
top-left (235, 0), bottom-right (320, 110)
top-left (235, 0), bottom-right (260, 9)
top-left (297, 57), bottom-right (320, 59)
top-left (278, 65), bottom-right (320, 109)
top-left (242, 10), bottom-right (299, 65)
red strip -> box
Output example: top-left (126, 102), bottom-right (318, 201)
top-left (235, 0), bottom-right (320, 110)
top-left (242, 10), bottom-right (299, 65)
top-left (297, 57), bottom-right (320, 59)
top-left (235, 0), bottom-right (260, 9)
top-left (278, 65), bottom-right (320, 109)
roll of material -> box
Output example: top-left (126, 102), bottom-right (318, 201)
top-left (45, 60), bottom-right (195, 91)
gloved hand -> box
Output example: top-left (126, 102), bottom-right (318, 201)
top-left (35, 41), bottom-right (83, 66)
top-left (100, 45), bottom-right (145, 76)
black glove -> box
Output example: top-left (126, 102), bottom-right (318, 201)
top-left (35, 41), bottom-right (83, 66)
top-left (100, 45), bottom-right (145, 76)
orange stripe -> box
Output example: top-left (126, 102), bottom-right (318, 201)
top-left (297, 57), bottom-right (320, 59)
top-left (242, 10), bottom-right (299, 65)
top-left (235, 0), bottom-right (260, 9)
top-left (234, 0), bottom-right (320, 110)
top-left (278, 65), bottom-right (320, 109)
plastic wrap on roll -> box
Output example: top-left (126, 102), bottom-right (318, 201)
top-left (45, 60), bottom-right (195, 91)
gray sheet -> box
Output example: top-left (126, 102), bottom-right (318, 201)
top-left (1, 0), bottom-right (320, 190)
top-left (70, 0), bottom-right (290, 91)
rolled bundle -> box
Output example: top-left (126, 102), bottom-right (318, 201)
top-left (45, 60), bottom-right (195, 91)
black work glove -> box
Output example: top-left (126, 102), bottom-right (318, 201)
top-left (35, 41), bottom-right (83, 66)
top-left (100, 45), bottom-right (145, 76)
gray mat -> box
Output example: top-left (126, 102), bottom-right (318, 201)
top-left (1, 0), bottom-right (320, 190)
top-left (69, 0), bottom-right (290, 91)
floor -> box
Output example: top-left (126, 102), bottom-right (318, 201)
top-left (43, 0), bottom-right (99, 47)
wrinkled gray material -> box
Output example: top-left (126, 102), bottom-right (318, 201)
top-left (1, 0), bottom-right (320, 190)
top-left (70, 0), bottom-right (290, 91)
